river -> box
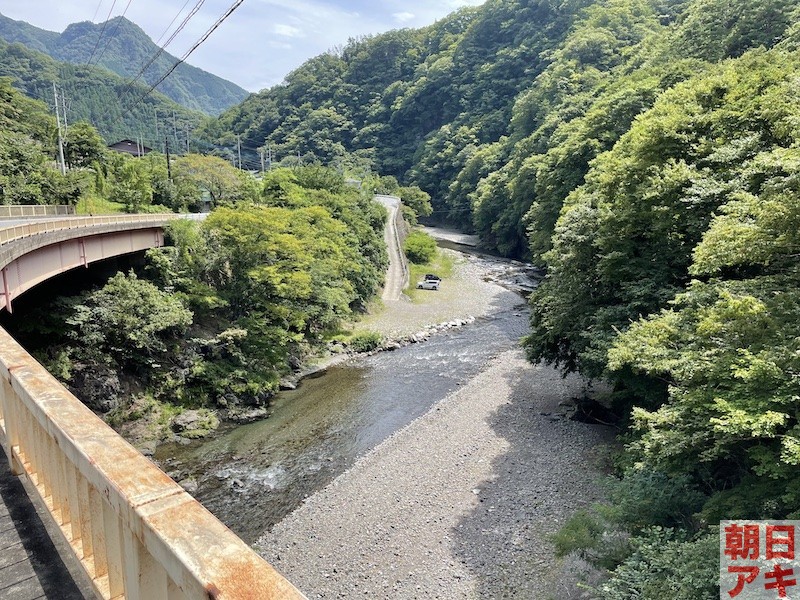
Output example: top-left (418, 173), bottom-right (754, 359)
top-left (154, 250), bottom-right (538, 545)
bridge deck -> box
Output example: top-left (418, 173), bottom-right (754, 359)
top-left (0, 451), bottom-right (91, 600)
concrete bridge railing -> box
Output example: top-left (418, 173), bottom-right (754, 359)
top-left (0, 213), bottom-right (177, 254)
top-left (0, 218), bottom-right (306, 600)
top-left (0, 204), bottom-right (76, 218)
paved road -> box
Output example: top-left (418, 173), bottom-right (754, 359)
top-left (0, 217), bottom-right (68, 228)
top-left (0, 212), bottom-right (207, 230)
top-left (374, 195), bottom-right (407, 302)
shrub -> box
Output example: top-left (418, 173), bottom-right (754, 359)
top-left (350, 331), bottom-right (383, 353)
top-left (552, 509), bottom-right (631, 570)
top-left (607, 469), bottom-right (706, 532)
top-left (599, 528), bottom-right (718, 600)
top-left (65, 271), bottom-right (192, 365)
top-left (553, 509), bottom-right (605, 558)
top-left (404, 231), bottom-right (437, 264)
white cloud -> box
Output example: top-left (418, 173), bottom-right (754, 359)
top-left (393, 12), bottom-right (415, 23)
top-left (273, 23), bottom-right (303, 38)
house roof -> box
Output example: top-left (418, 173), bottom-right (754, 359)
top-left (108, 139), bottom-right (153, 156)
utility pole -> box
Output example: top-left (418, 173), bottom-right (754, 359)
top-left (267, 145), bottom-right (272, 170)
top-left (172, 110), bottom-right (178, 152)
top-left (237, 134), bottom-right (242, 170)
top-left (61, 89), bottom-right (68, 129)
top-left (53, 82), bottom-right (66, 175)
top-left (185, 123), bottom-right (190, 154)
top-left (154, 108), bottom-right (159, 144)
top-left (165, 137), bottom-right (172, 181)
top-left (260, 147), bottom-right (265, 173)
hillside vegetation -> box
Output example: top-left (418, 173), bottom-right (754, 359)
top-left (0, 39), bottom-right (206, 147)
top-left (28, 169), bottom-right (387, 426)
top-left (0, 13), bottom-right (248, 115)
top-left (201, 0), bottom-right (800, 596)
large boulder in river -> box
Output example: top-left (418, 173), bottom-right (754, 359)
top-left (171, 408), bottom-right (220, 439)
top-left (68, 362), bottom-right (123, 413)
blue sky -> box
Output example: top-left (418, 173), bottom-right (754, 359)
top-left (0, 0), bottom-right (486, 92)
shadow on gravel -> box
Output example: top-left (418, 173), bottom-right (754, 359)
top-left (451, 364), bottom-right (617, 599)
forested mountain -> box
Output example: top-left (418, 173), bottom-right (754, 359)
top-left (0, 39), bottom-right (206, 147)
top-left (0, 13), bottom-right (248, 115)
top-left (202, 0), bottom-right (800, 596)
top-left (203, 0), bottom-right (798, 255)
top-left (201, 1), bottom-right (590, 196)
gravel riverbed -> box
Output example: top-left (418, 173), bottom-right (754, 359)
top-left (256, 350), bottom-right (615, 599)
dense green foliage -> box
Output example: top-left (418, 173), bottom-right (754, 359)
top-left (7, 0), bottom-right (800, 592)
top-left (196, 0), bottom-right (800, 593)
top-left (0, 72), bottom-right (261, 211)
top-left (33, 167), bottom-right (386, 409)
top-left (517, 2), bottom-right (800, 597)
top-left (200, 0), bottom-right (587, 202)
top-left (0, 13), bottom-right (248, 115)
top-left (64, 271), bottom-right (193, 368)
top-left (403, 231), bottom-right (437, 264)
top-left (0, 76), bottom-right (90, 205)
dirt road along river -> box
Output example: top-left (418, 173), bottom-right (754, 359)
top-left (375, 195), bottom-right (408, 302)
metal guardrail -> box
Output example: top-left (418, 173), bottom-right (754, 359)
top-left (0, 218), bottom-right (306, 600)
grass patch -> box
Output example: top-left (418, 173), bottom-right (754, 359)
top-left (322, 326), bottom-right (384, 352)
top-left (76, 195), bottom-right (126, 215)
top-left (406, 248), bottom-right (455, 302)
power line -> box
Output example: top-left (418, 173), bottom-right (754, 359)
top-left (88, 0), bottom-right (245, 141)
top-left (127, 0), bottom-right (207, 88)
top-left (89, 0), bottom-right (207, 126)
top-left (85, 0), bottom-right (119, 67)
top-left (91, 0), bottom-right (136, 67)
top-left (132, 0), bottom-right (246, 108)
top-left (91, 0), bottom-right (105, 23)
top-left (153, 0), bottom-right (195, 46)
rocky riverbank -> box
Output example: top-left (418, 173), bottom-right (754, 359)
top-left (280, 247), bottom-right (534, 390)
top-left (250, 245), bottom-right (617, 597)
top-left (256, 350), bottom-right (615, 599)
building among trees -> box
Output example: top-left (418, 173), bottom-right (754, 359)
top-left (108, 139), bottom-right (152, 157)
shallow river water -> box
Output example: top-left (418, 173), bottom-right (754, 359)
top-left (155, 255), bottom-right (534, 544)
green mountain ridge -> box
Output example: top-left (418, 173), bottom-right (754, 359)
top-left (0, 13), bottom-right (249, 115)
top-left (202, 0), bottom-right (798, 257)
top-left (0, 38), bottom-right (206, 147)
